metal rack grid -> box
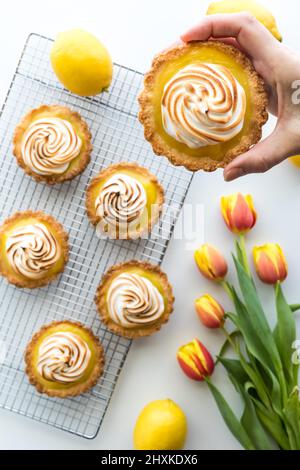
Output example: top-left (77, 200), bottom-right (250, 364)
top-left (0, 33), bottom-right (193, 439)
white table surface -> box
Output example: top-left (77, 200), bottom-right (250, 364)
top-left (1, 0), bottom-right (299, 450)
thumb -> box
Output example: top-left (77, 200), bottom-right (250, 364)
top-left (223, 129), bottom-right (294, 181)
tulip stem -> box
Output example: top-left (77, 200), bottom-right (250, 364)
top-left (221, 325), bottom-right (237, 352)
top-left (239, 233), bottom-right (251, 277)
top-left (221, 280), bottom-right (234, 302)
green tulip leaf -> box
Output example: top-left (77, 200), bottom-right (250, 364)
top-left (240, 381), bottom-right (277, 450)
top-left (245, 383), bottom-right (290, 450)
top-left (255, 406), bottom-right (290, 450)
top-left (220, 365), bottom-right (275, 449)
top-left (217, 357), bottom-right (249, 386)
top-left (283, 389), bottom-right (300, 450)
top-left (236, 344), bottom-right (271, 409)
top-left (274, 283), bottom-right (297, 389)
top-left (216, 330), bottom-right (241, 363)
top-left (233, 255), bottom-right (282, 373)
top-left (205, 378), bottom-right (255, 450)
top-left (290, 304), bottom-right (300, 313)
top-left (259, 360), bottom-right (284, 418)
top-left (227, 296), bottom-right (274, 373)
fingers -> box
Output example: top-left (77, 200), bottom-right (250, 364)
top-left (223, 129), bottom-right (294, 181)
top-left (207, 37), bottom-right (245, 52)
top-left (181, 13), bottom-right (279, 62)
top-left (181, 14), bottom-right (244, 41)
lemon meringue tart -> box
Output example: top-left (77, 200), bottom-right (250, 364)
top-left (0, 210), bottom-right (69, 288)
top-left (95, 260), bottom-right (174, 338)
top-left (139, 41), bottom-right (268, 172)
top-left (86, 162), bottom-right (164, 239)
top-left (13, 105), bottom-right (92, 184)
top-left (25, 320), bottom-right (104, 397)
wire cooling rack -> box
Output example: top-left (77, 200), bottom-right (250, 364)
top-left (0, 33), bottom-right (193, 439)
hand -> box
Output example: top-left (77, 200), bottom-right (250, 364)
top-left (181, 13), bottom-right (300, 181)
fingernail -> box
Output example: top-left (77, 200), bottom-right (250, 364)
top-left (224, 168), bottom-right (243, 182)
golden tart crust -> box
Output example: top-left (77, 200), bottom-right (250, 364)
top-left (85, 162), bottom-right (164, 239)
top-left (13, 105), bottom-right (92, 184)
top-left (138, 41), bottom-right (268, 172)
top-left (25, 320), bottom-right (105, 398)
top-left (0, 210), bottom-right (69, 289)
top-left (95, 260), bottom-right (174, 339)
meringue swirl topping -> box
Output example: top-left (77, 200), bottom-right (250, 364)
top-left (37, 332), bottom-right (91, 384)
top-left (161, 63), bottom-right (246, 148)
top-left (95, 173), bottom-right (147, 229)
top-left (6, 223), bottom-right (61, 279)
top-left (21, 117), bottom-right (82, 175)
top-left (107, 273), bottom-right (164, 328)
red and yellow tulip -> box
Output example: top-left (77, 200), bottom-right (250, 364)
top-left (194, 244), bottom-right (228, 281)
top-left (177, 338), bottom-right (215, 381)
top-left (195, 294), bottom-right (225, 329)
top-left (253, 243), bottom-right (288, 284)
top-left (221, 193), bottom-right (257, 234)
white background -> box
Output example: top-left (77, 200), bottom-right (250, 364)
top-left (0, 0), bottom-right (300, 450)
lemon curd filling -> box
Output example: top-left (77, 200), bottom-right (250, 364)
top-left (152, 44), bottom-right (253, 161)
top-left (96, 260), bottom-right (174, 339)
top-left (29, 324), bottom-right (98, 391)
top-left (0, 217), bottom-right (65, 281)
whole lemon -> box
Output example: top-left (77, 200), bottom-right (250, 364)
top-left (50, 29), bottom-right (113, 96)
top-left (289, 155), bottom-right (300, 168)
top-left (206, 0), bottom-right (282, 41)
top-left (133, 399), bottom-right (187, 450)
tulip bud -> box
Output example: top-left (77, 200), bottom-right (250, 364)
top-left (195, 294), bottom-right (225, 328)
top-left (177, 338), bottom-right (215, 381)
top-left (221, 193), bottom-right (257, 234)
top-left (253, 243), bottom-right (288, 284)
top-left (194, 244), bottom-right (228, 281)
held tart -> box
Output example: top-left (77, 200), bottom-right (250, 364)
top-left (95, 260), bottom-right (174, 339)
top-left (86, 162), bottom-right (164, 239)
top-left (13, 105), bottom-right (92, 184)
top-left (25, 320), bottom-right (105, 398)
top-left (139, 41), bottom-right (268, 172)
top-left (0, 210), bottom-right (69, 288)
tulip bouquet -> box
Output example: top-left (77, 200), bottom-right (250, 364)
top-left (177, 193), bottom-right (300, 450)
